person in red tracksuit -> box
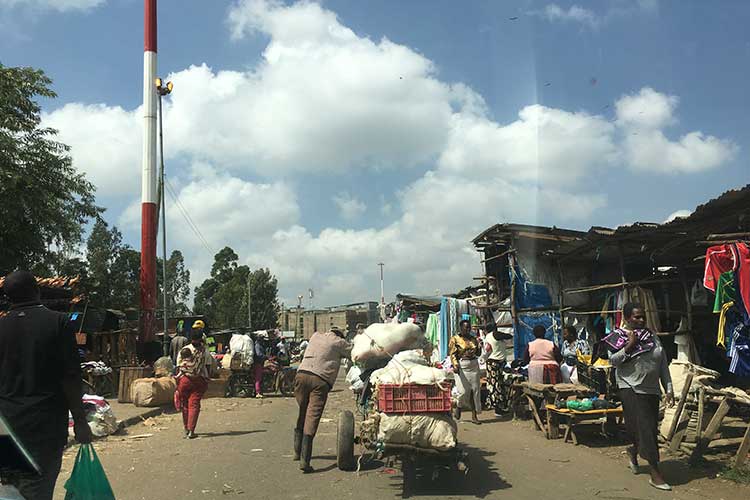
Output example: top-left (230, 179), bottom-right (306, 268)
top-left (176, 330), bottom-right (209, 439)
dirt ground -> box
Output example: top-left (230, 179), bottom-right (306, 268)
top-left (53, 379), bottom-right (749, 500)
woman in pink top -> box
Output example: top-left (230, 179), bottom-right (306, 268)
top-left (522, 325), bottom-right (563, 384)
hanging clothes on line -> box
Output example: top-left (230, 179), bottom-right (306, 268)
top-left (704, 242), bottom-right (750, 317)
top-left (425, 313), bottom-right (440, 347)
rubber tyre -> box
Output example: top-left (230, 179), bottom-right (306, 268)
top-left (337, 410), bottom-right (356, 471)
top-left (279, 371), bottom-right (295, 397)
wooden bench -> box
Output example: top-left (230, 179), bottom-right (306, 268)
top-left (545, 405), bottom-right (623, 444)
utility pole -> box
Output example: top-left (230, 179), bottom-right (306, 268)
top-left (378, 262), bottom-right (385, 321)
top-left (156, 77), bottom-right (173, 357)
top-left (297, 294), bottom-right (303, 341)
top-left (247, 275), bottom-right (253, 331)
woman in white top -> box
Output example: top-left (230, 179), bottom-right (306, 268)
top-left (482, 324), bottom-right (513, 416)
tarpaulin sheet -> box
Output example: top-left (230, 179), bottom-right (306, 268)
top-left (511, 265), bottom-right (560, 359)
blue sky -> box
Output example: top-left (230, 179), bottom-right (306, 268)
top-left (2, 0), bottom-right (748, 306)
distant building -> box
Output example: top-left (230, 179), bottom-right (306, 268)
top-left (279, 301), bottom-right (379, 340)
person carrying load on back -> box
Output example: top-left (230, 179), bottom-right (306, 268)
top-left (176, 329), bottom-right (209, 439)
top-left (293, 325), bottom-right (352, 473)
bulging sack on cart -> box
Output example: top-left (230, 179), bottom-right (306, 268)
top-left (229, 334), bottom-right (254, 367)
top-left (131, 377), bottom-right (176, 407)
top-left (351, 323), bottom-right (424, 363)
top-left (371, 349), bottom-right (450, 386)
top-left (377, 413), bottom-right (457, 451)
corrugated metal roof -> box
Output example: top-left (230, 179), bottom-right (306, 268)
top-left (472, 184), bottom-right (750, 265)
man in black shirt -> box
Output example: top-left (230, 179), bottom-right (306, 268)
top-left (0, 271), bottom-right (92, 499)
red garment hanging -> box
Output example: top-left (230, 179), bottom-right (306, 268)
top-left (704, 244), bottom-right (739, 292)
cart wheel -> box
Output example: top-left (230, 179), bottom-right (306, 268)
top-left (402, 457), bottom-right (415, 498)
top-left (337, 410), bottom-right (356, 471)
top-left (224, 376), bottom-right (235, 398)
top-left (279, 371), bottom-right (295, 397)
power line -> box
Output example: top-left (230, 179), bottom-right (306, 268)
top-left (164, 177), bottom-right (213, 256)
top-left (164, 176), bottom-right (215, 257)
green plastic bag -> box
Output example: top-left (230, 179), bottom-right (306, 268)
top-left (64, 444), bottom-right (115, 500)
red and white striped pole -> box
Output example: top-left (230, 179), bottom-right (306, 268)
top-left (140, 0), bottom-right (158, 343)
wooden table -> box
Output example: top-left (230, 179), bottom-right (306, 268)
top-left (519, 382), bottom-right (596, 438)
top-left (545, 405), bottom-right (623, 444)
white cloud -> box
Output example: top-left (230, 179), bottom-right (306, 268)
top-left (438, 105), bottom-right (620, 186)
top-left (664, 209), bottom-right (692, 223)
top-left (0, 0), bottom-right (103, 12)
top-left (615, 88), bottom-right (738, 173)
top-left (532, 1), bottom-right (659, 29)
top-left (615, 87), bottom-right (677, 130)
top-left (42, 103), bottom-right (141, 198)
top-left (539, 4), bottom-right (600, 29)
top-left (332, 192), bottom-right (366, 220)
top-left (50, 0), bottom-right (736, 307)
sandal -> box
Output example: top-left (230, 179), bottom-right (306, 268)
top-left (649, 479), bottom-right (672, 491)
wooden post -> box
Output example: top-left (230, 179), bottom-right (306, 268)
top-left (670, 409), bottom-right (693, 451)
top-left (690, 398), bottom-right (731, 464)
top-left (696, 387), bottom-right (705, 443)
top-left (667, 373), bottom-right (694, 440)
top-left (734, 422), bottom-right (750, 469)
top-left (557, 259), bottom-right (566, 328)
top-left (678, 267), bottom-right (694, 332)
top-left (547, 409), bottom-right (560, 439)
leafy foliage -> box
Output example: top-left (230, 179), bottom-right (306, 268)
top-left (0, 64), bottom-right (100, 274)
top-left (194, 246), bottom-right (278, 329)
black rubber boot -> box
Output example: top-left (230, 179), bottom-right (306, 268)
top-left (300, 434), bottom-right (314, 473)
top-left (293, 429), bottom-right (303, 461)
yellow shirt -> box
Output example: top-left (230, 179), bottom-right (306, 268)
top-left (449, 334), bottom-right (480, 369)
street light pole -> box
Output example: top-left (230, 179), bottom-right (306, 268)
top-left (156, 77), bottom-right (173, 357)
top-left (247, 277), bottom-right (252, 330)
top-left (297, 294), bottom-right (303, 341)
top-left (378, 262), bottom-right (385, 321)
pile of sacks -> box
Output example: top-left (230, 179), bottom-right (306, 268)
top-left (351, 323), bottom-right (457, 451)
top-left (221, 333), bottom-right (255, 370)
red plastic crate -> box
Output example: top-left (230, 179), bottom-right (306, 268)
top-left (377, 383), bottom-right (452, 414)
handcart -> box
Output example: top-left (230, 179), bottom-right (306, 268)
top-left (337, 381), bottom-right (469, 498)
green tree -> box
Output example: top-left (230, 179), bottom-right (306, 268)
top-left (194, 247), bottom-right (278, 329)
top-left (0, 64), bottom-right (100, 274)
top-left (110, 247), bottom-right (141, 310)
top-left (161, 250), bottom-right (191, 316)
top-left (86, 219), bottom-right (123, 306)
top-left (247, 267), bottom-right (279, 330)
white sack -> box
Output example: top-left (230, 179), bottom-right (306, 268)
top-left (371, 349), bottom-right (450, 386)
top-left (377, 413), bottom-right (457, 451)
top-left (351, 323), bottom-right (424, 363)
top-left (229, 334), bottom-right (254, 367)
top-left (346, 366), bottom-right (364, 392)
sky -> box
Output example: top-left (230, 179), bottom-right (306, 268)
top-left (2, 0), bottom-right (748, 308)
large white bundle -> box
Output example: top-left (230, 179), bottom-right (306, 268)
top-left (377, 413), bottom-right (457, 451)
top-left (229, 334), bottom-right (254, 367)
top-left (371, 349), bottom-right (450, 386)
top-left (351, 323), bottom-right (424, 363)
top-left (346, 366), bottom-right (364, 392)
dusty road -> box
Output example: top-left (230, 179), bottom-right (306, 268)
top-left (54, 378), bottom-right (747, 500)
